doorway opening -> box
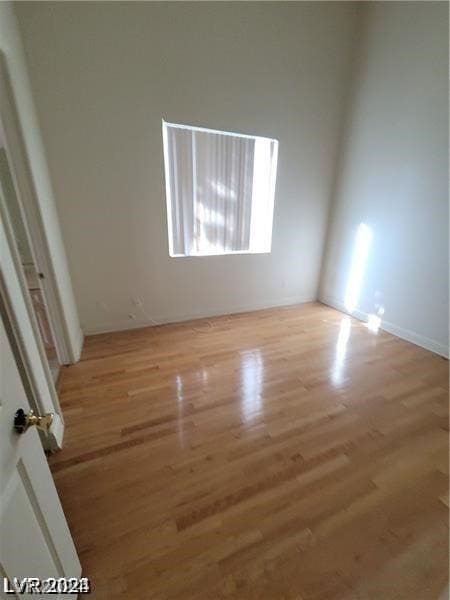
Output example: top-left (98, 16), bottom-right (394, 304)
top-left (0, 142), bottom-right (60, 382)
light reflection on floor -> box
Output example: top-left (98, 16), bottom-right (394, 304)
top-left (240, 349), bottom-right (264, 423)
top-left (175, 373), bottom-right (186, 447)
top-left (331, 316), bottom-right (351, 387)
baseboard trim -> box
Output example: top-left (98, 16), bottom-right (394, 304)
top-left (320, 295), bottom-right (449, 359)
top-left (83, 295), bottom-right (317, 336)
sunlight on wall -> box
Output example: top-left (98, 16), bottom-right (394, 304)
top-left (331, 316), bottom-right (351, 387)
top-left (344, 223), bottom-right (373, 313)
top-left (367, 313), bottom-right (381, 332)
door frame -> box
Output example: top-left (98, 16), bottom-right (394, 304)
top-left (0, 53), bottom-right (74, 366)
top-left (0, 198), bottom-right (65, 450)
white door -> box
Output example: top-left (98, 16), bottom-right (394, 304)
top-left (0, 313), bottom-right (81, 598)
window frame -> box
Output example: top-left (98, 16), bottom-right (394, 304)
top-left (162, 120), bottom-right (279, 258)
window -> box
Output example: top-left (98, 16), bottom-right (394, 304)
top-left (162, 121), bottom-right (278, 257)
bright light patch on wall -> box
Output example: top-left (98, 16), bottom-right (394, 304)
top-left (162, 121), bottom-right (278, 257)
top-left (344, 223), bottom-right (373, 313)
top-left (367, 314), bottom-right (381, 332)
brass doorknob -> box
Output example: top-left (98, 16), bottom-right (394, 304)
top-left (14, 408), bottom-right (54, 435)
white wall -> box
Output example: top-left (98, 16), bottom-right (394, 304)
top-left (15, 2), bottom-right (360, 334)
top-left (320, 2), bottom-right (449, 357)
top-left (0, 2), bottom-right (83, 360)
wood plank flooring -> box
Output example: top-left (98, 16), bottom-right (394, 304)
top-left (50, 303), bottom-right (449, 599)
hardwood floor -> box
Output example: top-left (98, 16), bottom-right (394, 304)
top-left (50, 303), bottom-right (449, 599)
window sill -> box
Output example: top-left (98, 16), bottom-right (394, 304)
top-left (169, 249), bottom-right (272, 258)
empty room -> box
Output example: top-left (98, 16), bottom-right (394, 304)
top-left (0, 1), bottom-right (448, 598)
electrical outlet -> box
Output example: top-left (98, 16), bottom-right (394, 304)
top-left (132, 297), bottom-right (143, 307)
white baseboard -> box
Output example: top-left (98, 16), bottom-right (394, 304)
top-left (320, 295), bottom-right (449, 359)
top-left (83, 294), bottom-right (317, 335)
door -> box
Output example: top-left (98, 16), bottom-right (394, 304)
top-left (0, 312), bottom-right (81, 598)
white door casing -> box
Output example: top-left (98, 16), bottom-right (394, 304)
top-left (0, 313), bottom-right (81, 598)
top-left (0, 181), bottom-right (64, 450)
top-left (0, 53), bottom-right (77, 366)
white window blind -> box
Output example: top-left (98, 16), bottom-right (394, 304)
top-left (162, 121), bottom-right (278, 257)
